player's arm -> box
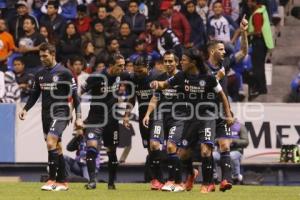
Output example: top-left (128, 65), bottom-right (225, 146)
top-left (213, 78), bottom-right (234, 126)
top-left (234, 16), bottom-right (249, 63)
top-left (142, 95), bottom-right (158, 128)
top-left (19, 74), bottom-right (41, 120)
top-left (66, 71), bottom-right (83, 129)
top-left (123, 95), bottom-right (136, 129)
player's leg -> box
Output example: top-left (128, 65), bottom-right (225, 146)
top-left (103, 121), bottom-right (119, 190)
top-left (199, 119), bottom-right (216, 193)
top-left (54, 141), bottom-right (69, 191)
top-left (84, 128), bottom-right (100, 189)
top-left (216, 122), bottom-right (233, 191)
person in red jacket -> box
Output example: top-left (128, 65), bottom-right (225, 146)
top-left (159, 0), bottom-right (192, 47)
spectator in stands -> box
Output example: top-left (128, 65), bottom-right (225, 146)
top-left (213, 119), bottom-right (249, 184)
top-left (39, 24), bottom-right (57, 45)
top-left (185, 1), bottom-right (207, 49)
top-left (210, 0), bottom-right (240, 22)
top-left (75, 4), bottom-right (92, 35)
top-left (125, 59), bottom-right (134, 73)
top-left (118, 22), bottom-right (137, 58)
top-left (93, 6), bottom-right (120, 38)
top-left (17, 17), bottom-right (46, 74)
top-left (122, 0), bottom-right (146, 36)
top-left (65, 133), bottom-right (101, 181)
top-left (138, 20), bottom-right (157, 53)
top-left (108, 0), bottom-right (125, 23)
top-left (207, 0), bottom-right (239, 44)
top-left (57, 22), bottom-right (82, 63)
top-left (82, 20), bottom-right (107, 56)
top-left (88, 0), bottom-right (108, 18)
top-left (196, 0), bottom-right (209, 25)
top-left (0, 18), bottom-right (16, 72)
top-left (288, 65), bottom-right (300, 102)
top-left (82, 41), bottom-right (96, 74)
top-left (13, 57), bottom-right (34, 101)
top-left (9, 0), bottom-right (39, 44)
top-left (247, 0), bottom-right (274, 98)
top-left (151, 21), bottom-right (182, 58)
top-left (159, 0), bottom-right (191, 47)
top-left (71, 56), bottom-right (89, 94)
top-left (0, 70), bottom-right (4, 99)
top-left (0, 71), bottom-right (21, 103)
top-left (39, 0), bottom-right (67, 38)
top-left (143, 0), bottom-right (162, 21)
top-left (128, 38), bottom-right (160, 68)
top-left (41, 0), bottom-right (77, 21)
top-left (96, 37), bottom-right (120, 66)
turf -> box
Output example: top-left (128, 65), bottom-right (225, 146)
top-left (0, 183), bottom-right (299, 200)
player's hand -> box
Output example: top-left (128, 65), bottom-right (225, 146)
top-left (75, 118), bottom-right (84, 130)
top-left (240, 15), bottom-right (248, 31)
top-left (123, 116), bottom-right (131, 129)
top-left (150, 81), bottom-right (159, 89)
top-left (18, 109), bottom-right (27, 120)
top-left (75, 128), bottom-right (84, 137)
top-left (226, 117), bottom-right (235, 127)
top-left (143, 115), bottom-right (150, 128)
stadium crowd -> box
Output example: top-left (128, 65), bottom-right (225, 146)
top-left (0, 0), bottom-right (285, 193)
top-left (0, 0), bottom-right (283, 103)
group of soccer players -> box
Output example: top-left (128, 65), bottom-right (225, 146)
top-left (18, 17), bottom-right (248, 193)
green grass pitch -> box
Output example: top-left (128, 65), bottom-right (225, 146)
top-left (0, 183), bottom-right (299, 200)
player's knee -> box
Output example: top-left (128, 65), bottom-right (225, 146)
top-left (149, 140), bottom-right (160, 151)
top-left (201, 144), bottom-right (212, 157)
top-left (219, 140), bottom-right (231, 152)
top-left (166, 142), bottom-right (177, 154)
top-left (178, 148), bottom-right (190, 160)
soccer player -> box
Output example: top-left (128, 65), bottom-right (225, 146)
top-left (81, 54), bottom-right (126, 190)
top-left (142, 51), bottom-right (187, 192)
top-left (206, 16), bottom-right (248, 192)
top-left (123, 56), bottom-right (165, 190)
top-left (150, 48), bottom-right (234, 193)
top-left (19, 43), bottom-right (83, 191)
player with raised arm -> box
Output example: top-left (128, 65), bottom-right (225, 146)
top-left (150, 48), bottom-right (233, 193)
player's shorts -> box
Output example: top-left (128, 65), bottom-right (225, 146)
top-left (42, 111), bottom-right (70, 140)
top-left (138, 117), bottom-right (153, 148)
top-left (181, 119), bottom-right (216, 149)
top-left (84, 119), bottom-right (119, 147)
top-left (215, 118), bottom-right (233, 139)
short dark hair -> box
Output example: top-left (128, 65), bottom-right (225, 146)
top-left (129, 0), bottom-right (139, 6)
top-left (163, 51), bottom-right (179, 63)
top-left (213, 0), bottom-right (223, 6)
top-left (152, 21), bottom-right (164, 29)
top-left (183, 48), bottom-right (207, 74)
top-left (71, 56), bottom-right (85, 66)
top-left (46, 0), bottom-right (59, 9)
top-left (207, 40), bottom-right (224, 52)
top-left (108, 54), bottom-right (124, 66)
top-left (13, 57), bottom-right (24, 64)
top-left (98, 6), bottom-right (107, 12)
top-left (134, 56), bottom-right (147, 67)
top-left (23, 16), bottom-right (36, 25)
top-left (39, 42), bottom-right (56, 54)
top-left (107, 37), bottom-right (118, 46)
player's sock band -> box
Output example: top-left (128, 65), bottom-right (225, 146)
top-left (48, 149), bottom-right (59, 181)
top-left (86, 147), bottom-right (98, 182)
top-left (202, 156), bottom-right (213, 185)
top-left (149, 150), bottom-right (162, 181)
top-left (220, 151), bottom-right (232, 182)
top-left (107, 151), bottom-right (118, 185)
top-left (56, 154), bottom-right (66, 182)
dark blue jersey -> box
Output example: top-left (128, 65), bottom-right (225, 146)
top-left (24, 63), bottom-right (81, 116)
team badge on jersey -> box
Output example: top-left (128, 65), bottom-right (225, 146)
top-left (199, 80), bottom-right (206, 87)
top-left (52, 75), bottom-right (59, 82)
